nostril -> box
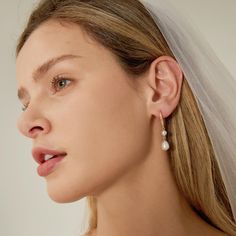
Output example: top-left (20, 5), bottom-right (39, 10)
top-left (29, 126), bottom-right (43, 136)
top-left (26, 119), bottom-right (50, 138)
top-left (30, 126), bottom-right (43, 131)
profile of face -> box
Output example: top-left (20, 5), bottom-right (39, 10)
top-left (16, 20), bottom-right (155, 203)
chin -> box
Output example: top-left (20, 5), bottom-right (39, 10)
top-left (47, 186), bottom-right (86, 203)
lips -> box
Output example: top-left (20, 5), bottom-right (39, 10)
top-left (32, 147), bottom-right (67, 164)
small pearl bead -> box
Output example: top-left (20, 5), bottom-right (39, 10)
top-left (161, 140), bottom-right (170, 151)
top-left (162, 130), bottom-right (167, 136)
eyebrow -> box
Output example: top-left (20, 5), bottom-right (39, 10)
top-left (17, 54), bottom-right (81, 101)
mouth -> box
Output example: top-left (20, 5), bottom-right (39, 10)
top-left (37, 153), bottom-right (67, 177)
top-left (43, 153), bottom-right (67, 162)
top-left (32, 147), bottom-right (67, 164)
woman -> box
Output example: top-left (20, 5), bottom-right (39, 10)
top-left (15, 0), bottom-right (236, 235)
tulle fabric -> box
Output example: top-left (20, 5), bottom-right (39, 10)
top-left (140, 0), bottom-right (236, 221)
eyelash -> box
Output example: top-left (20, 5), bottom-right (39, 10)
top-left (51, 76), bottom-right (72, 93)
top-left (21, 76), bottom-right (72, 112)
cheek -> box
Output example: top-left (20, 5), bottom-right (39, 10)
top-left (47, 77), bottom-right (150, 202)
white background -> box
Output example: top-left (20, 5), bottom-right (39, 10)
top-left (0, 0), bottom-right (235, 236)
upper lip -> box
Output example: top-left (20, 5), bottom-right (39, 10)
top-left (32, 147), bottom-right (67, 164)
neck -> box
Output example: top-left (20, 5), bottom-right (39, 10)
top-left (89, 120), bottom-right (226, 236)
top-left (92, 149), bottom-right (220, 236)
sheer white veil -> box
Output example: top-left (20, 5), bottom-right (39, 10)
top-left (140, 0), bottom-right (236, 221)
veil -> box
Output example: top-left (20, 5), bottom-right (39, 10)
top-left (140, 0), bottom-right (236, 221)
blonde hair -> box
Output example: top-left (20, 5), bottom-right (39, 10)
top-left (16, 0), bottom-right (236, 235)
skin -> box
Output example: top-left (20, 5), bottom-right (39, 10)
top-left (16, 20), bottom-right (229, 236)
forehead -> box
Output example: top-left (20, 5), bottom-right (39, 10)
top-left (17, 19), bottom-right (97, 58)
top-left (16, 19), bottom-right (104, 83)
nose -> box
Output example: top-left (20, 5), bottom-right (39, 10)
top-left (17, 115), bottom-right (51, 139)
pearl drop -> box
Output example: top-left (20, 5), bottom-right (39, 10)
top-left (161, 140), bottom-right (170, 151)
top-left (162, 130), bottom-right (167, 136)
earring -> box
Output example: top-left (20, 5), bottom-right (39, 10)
top-left (160, 112), bottom-right (170, 151)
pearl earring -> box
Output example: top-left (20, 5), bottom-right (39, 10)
top-left (160, 112), bottom-right (170, 151)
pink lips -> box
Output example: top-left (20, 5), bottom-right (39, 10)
top-left (32, 147), bottom-right (67, 164)
top-left (37, 155), bottom-right (66, 177)
top-left (32, 147), bottom-right (67, 177)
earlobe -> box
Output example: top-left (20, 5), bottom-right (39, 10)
top-left (146, 56), bottom-right (183, 119)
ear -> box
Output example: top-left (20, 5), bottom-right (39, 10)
top-left (144, 55), bottom-right (183, 119)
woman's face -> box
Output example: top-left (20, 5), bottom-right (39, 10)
top-left (16, 20), bottom-right (151, 203)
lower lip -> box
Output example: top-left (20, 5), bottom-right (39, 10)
top-left (37, 155), bottom-right (66, 177)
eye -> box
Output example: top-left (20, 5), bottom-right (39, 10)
top-left (20, 76), bottom-right (72, 112)
top-left (21, 102), bottom-right (29, 112)
top-left (51, 76), bottom-right (72, 92)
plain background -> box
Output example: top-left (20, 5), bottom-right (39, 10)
top-left (0, 1), bottom-right (235, 236)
